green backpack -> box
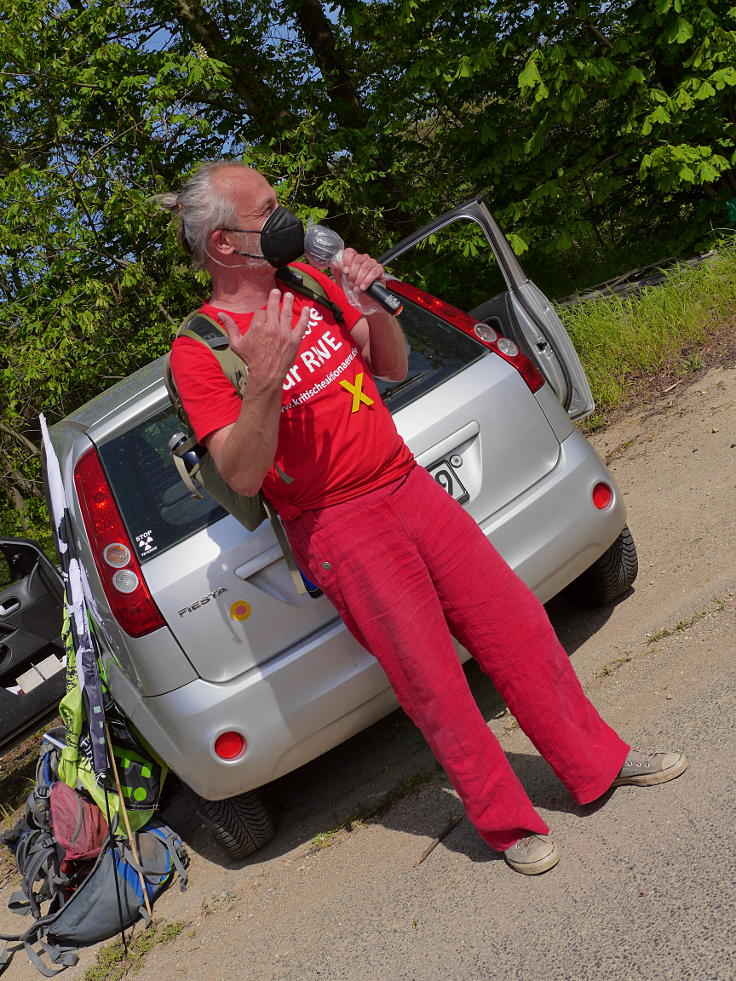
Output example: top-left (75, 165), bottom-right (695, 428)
top-left (163, 265), bottom-right (346, 594)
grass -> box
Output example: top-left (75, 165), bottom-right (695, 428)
top-left (596, 655), bottom-right (632, 678)
top-left (558, 246), bottom-right (736, 411)
top-left (309, 766), bottom-right (441, 850)
top-left (646, 598), bottom-right (726, 645)
top-left (83, 921), bottom-right (187, 981)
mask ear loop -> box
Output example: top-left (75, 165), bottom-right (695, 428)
top-left (212, 226), bottom-right (267, 265)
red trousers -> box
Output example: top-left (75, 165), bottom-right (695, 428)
top-left (283, 464), bottom-right (629, 850)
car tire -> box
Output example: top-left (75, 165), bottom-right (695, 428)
top-left (571, 525), bottom-right (638, 606)
top-left (185, 787), bottom-right (275, 860)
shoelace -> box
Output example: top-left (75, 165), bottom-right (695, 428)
top-left (624, 749), bottom-right (655, 769)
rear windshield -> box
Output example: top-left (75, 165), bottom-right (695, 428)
top-left (98, 412), bottom-right (227, 564)
top-left (376, 296), bottom-right (485, 412)
top-left (99, 302), bottom-right (484, 562)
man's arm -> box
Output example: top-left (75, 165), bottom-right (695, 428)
top-left (205, 290), bottom-right (309, 497)
top-left (349, 310), bottom-right (407, 382)
top-left (333, 249), bottom-right (408, 382)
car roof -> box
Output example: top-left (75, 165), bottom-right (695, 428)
top-left (60, 356), bottom-right (168, 436)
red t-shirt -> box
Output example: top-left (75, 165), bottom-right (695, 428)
top-left (169, 264), bottom-right (414, 518)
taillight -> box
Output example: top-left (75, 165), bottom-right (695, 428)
top-left (386, 280), bottom-right (545, 393)
top-left (74, 448), bottom-right (165, 637)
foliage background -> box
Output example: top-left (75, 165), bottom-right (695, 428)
top-left (1, 0), bottom-right (735, 536)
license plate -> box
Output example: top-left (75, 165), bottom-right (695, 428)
top-left (428, 459), bottom-right (469, 504)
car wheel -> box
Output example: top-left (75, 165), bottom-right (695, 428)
top-left (571, 526), bottom-right (638, 606)
top-left (185, 787), bottom-right (275, 860)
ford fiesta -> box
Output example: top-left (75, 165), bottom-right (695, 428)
top-left (36, 197), bottom-right (637, 858)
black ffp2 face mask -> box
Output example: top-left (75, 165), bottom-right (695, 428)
top-left (232, 206), bottom-right (305, 268)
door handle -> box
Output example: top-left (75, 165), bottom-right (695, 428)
top-left (414, 421), bottom-right (480, 468)
top-left (0, 599), bottom-right (21, 616)
top-left (234, 544), bottom-right (282, 581)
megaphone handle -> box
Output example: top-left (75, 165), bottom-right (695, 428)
top-left (367, 282), bottom-right (403, 316)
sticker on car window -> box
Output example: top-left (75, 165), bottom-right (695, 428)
top-left (135, 529), bottom-right (158, 557)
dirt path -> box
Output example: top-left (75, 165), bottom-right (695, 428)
top-left (2, 364), bottom-right (735, 981)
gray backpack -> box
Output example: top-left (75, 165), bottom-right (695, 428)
top-left (0, 736), bottom-right (188, 977)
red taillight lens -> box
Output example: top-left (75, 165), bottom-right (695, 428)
top-left (386, 280), bottom-right (545, 393)
top-left (592, 482), bottom-right (613, 510)
top-left (74, 448), bottom-right (165, 637)
top-left (215, 731), bottom-right (246, 760)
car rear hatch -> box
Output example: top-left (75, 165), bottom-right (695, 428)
top-left (91, 297), bottom-right (562, 684)
top-left (380, 196), bottom-right (595, 420)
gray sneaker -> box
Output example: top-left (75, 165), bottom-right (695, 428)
top-left (613, 749), bottom-right (688, 787)
top-left (504, 834), bottom-right (560, 875)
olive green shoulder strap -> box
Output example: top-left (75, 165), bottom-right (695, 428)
top-left (163, 311), bottom-right (248, 426)
top-left (177, 312), bottom-right (249, 397)
top-left (276, 265), bottom-right (345, 324)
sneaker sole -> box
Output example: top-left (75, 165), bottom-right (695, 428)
top-left (612, 753), bottom-right (689, 787)
top-left (504, 848), bottom-right (560, 876)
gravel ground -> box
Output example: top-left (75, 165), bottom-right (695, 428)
top-left (2, 363), bottom-right (735, 981)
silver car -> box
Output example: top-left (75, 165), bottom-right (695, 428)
top-left (45, 198), bottom-right (637, 857)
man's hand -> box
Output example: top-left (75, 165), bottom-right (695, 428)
top-left (217, 289), bottom-right (309, 390)
top-left (332, 248), bottom-right (387, 316)
top-left (332, 248), bottom-right (408, 382)
top-left (206, 290), bottom-right (308, 497)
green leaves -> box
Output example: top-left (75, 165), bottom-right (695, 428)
top-left (518, 56), bottom-right (544, 91)
top-left (2, 0), bottom-right (736, 534)
top-left (667, 16), bottom-right (695, 43)
top-left (639, 144), bottom-right (731, 189)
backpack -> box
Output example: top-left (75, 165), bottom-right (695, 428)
top-left (163, 264), bottom-right (345, 594)
top-left (0, 734), bottom-right (188, 977)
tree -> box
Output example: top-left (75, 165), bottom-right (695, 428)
top-left (1, 0), bottom-right (734, 534)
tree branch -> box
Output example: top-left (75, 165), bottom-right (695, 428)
top-left (172, 0), bottom-right (292, 135)
top-left (290, 0), bottom-right (361, 112)
top-left (0, 422), bottom-right (41, 458)
top-left (563, 1), bottom-right (612, 50)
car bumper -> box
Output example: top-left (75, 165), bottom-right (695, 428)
top-left (113, 428), bottom-right (626, 800)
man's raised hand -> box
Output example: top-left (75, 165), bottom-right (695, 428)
top-left (217, 290), bottom-right (309, 392)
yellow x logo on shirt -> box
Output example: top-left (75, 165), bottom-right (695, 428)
top-left (340, 372), bottom-right (375, 413)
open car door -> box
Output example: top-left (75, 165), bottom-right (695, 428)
top-left (0, 537), bottom-right (65, 751)
top-left (379, 197), bottom-right (595, 420)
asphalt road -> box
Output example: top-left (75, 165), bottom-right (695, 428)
top-left (2, 365), bottom-right (735, 981)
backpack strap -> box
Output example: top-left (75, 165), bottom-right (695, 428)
top-left (22, 940), bottom-right (77, 978)
top-left (145, 824), bottom-right (189, 891)
top-left (163, 312), bottom-right (248, 433)
top-left (0, 928), bottom-right (78, 978)
top-left (13, 831), bottom-right (66, 920)
top-left (0, 938), bottom-right (28, 977)
top-left (275, 265), bottom-right (345, 324)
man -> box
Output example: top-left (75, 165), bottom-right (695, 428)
top-left (166, 160), bottom-right (687, 875)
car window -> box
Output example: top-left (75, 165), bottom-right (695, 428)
top-left (376, 297), bottom-right (486, 412)
top-left (383, 218), bottom-right (508, 314)
top-left (0, 552), bottom-right (17, 589)
top-left (98, 411), bottom-right (227, 564)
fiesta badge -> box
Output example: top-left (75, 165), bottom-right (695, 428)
top-left (230, 600), bottom-right (252, 622)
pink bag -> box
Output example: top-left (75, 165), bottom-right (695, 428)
top-left (49, 782), bottom-right (108, 883)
